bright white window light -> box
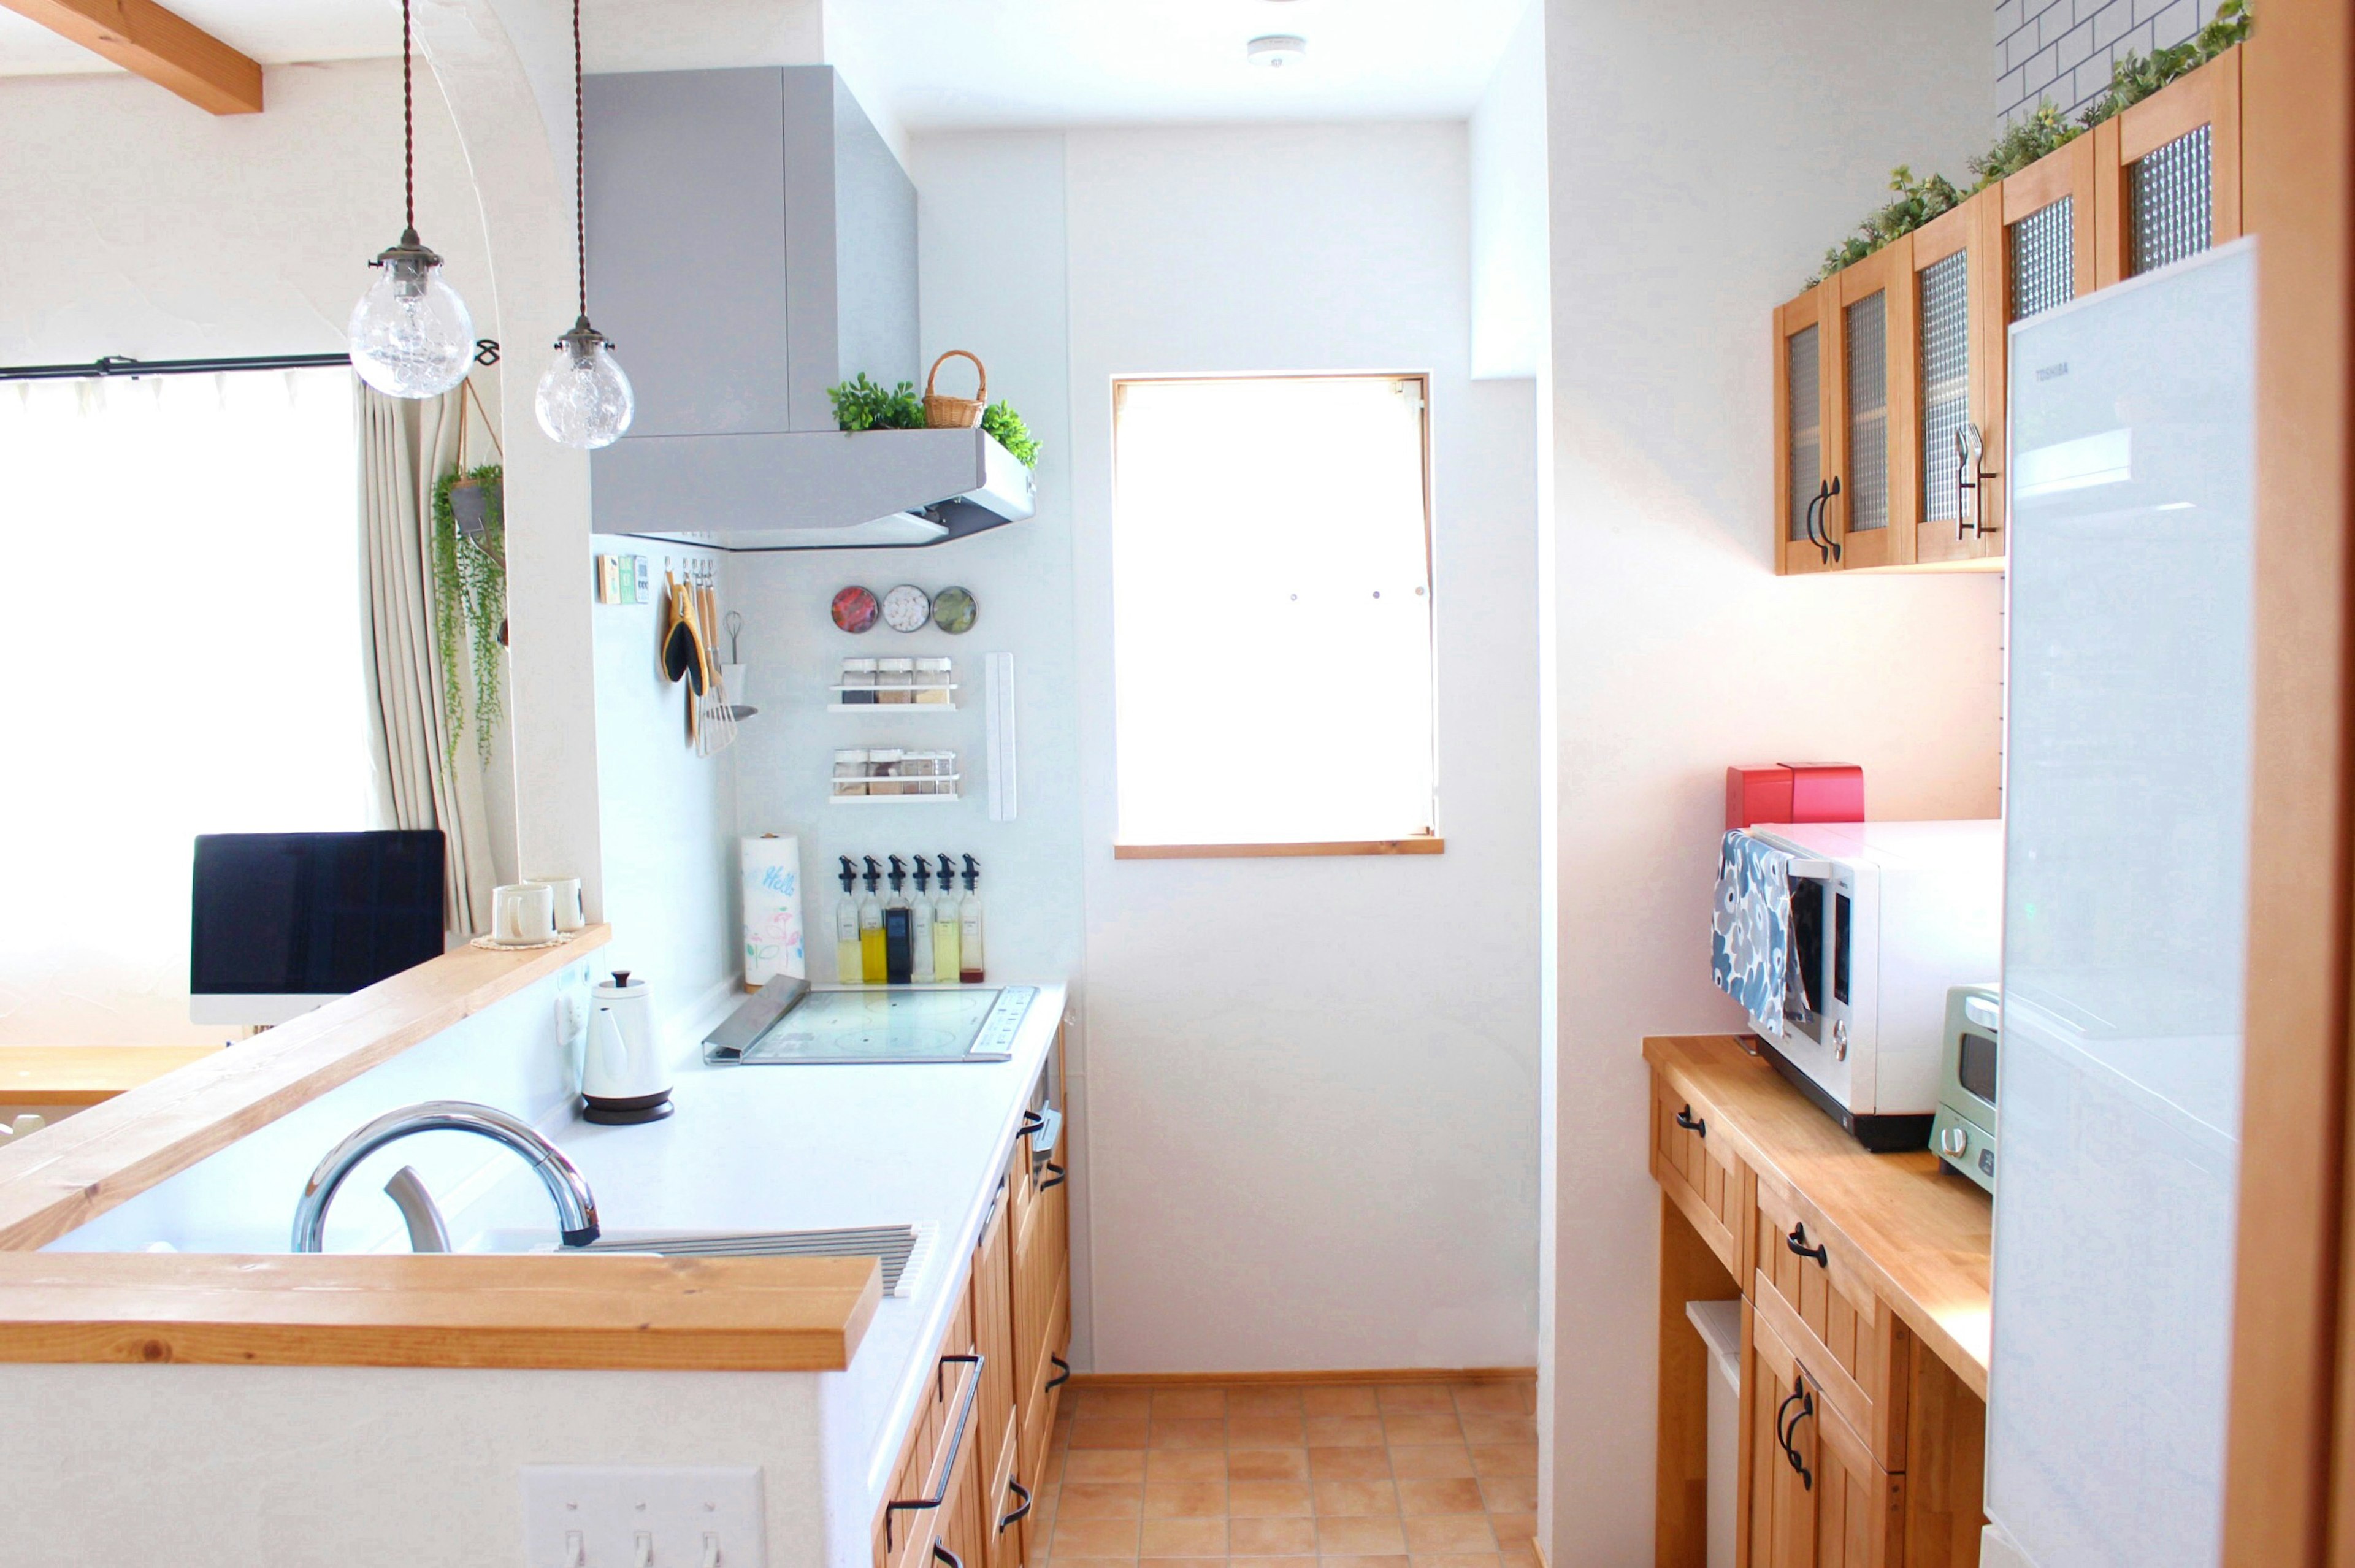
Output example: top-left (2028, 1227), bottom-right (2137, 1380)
top-left (0, 369), bottom-right (373, 1044)
top-left (1112, 375), bottom-right (1436, 846)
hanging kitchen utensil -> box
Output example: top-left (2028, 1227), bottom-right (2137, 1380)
top-left (922, 350), bottom-right (987, 429)
top-left (720, 610), bottom-right (759, 721)
top-left (662, 572), bottom-right (700, 686)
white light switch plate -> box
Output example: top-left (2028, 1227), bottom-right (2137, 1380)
top-left (520, 1465), bottom-right (764, 1567)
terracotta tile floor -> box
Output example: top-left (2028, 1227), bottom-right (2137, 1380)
top-left (1032, 1380), bottom-right (1540, 1568)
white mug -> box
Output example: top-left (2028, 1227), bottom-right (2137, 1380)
top-left (530, 876), bottom-right (586, 933)
top-left (493, 882), bottom-right (556, 944)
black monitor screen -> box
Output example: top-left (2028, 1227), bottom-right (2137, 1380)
top-left (191, 832), bottom-right (446, 995)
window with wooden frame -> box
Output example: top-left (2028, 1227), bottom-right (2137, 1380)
top-left (1110, 373), bottom-right (1441, 859)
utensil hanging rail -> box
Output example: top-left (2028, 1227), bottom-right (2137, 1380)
top-left (0, 343), bottom-right (500, 383)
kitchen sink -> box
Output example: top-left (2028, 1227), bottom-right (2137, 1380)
top-left (477, 1223), bottom-right (933, 1296)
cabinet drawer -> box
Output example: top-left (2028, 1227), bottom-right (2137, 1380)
top-left (875, 1291), bottom-right (987, 1568)
top-left (1650, 1071), bottom-right (1744, 1275)
top-left (1751, 1179), bottom-right (1910, 1469)
top-left (1018, 1268), bottom-right (1071, 1486)
top-left (984, 1407), bottom-right (1025, 1568)
top-left (1747, 1301), bottom-right (1904, 1568)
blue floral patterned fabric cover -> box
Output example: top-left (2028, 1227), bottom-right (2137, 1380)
top-left (1712, 830), bottom-right (1796, 1038)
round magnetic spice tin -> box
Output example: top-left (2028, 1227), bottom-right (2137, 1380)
top-left (831, 586), bottom-right (880, 634)
top-left (881, 583), bottom-right (933, 632)
top-left (932, 586), bottom-right (978, 635)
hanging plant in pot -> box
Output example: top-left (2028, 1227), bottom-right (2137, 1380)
top-left (431, 461), bottom-right (506, 765)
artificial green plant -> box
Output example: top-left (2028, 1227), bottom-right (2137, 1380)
top-left (1802, 1), bottom-right (2253, 291)
top-left (430, 463), bottom-right (507, 766)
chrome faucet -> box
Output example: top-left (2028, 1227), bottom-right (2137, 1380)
top-left (291, 1100), bottom-right (600, 1253)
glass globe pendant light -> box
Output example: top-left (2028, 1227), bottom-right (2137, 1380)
top-left (535, 0), bottom-right (634, 449)
top-left (347, 0), bottom-right (474, 399)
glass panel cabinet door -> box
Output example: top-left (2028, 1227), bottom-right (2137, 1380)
top-left (1912, 188), bottom-right (2006, 566)
top-left (1775, 283), bottom-right (1837, 576)
top-left (1826, 238), bottom-right (1913, 571)
top-left (2094, 47), bottom-right (2243, 289)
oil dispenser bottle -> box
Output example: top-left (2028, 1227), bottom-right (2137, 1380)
top-left (932, 854), bottom-right (962, 983)
top-left (835, 857), bottom-right (864, 985)
top-left (909, 854), bottom-right (936, 984)
top-left (859, 857), bottom-right (887, 984)
top-left (958, 855), bottom-right (986, 985)
top-left (884, 855), bottom-right (914, 984)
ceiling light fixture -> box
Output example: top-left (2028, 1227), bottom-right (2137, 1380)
top-left (535, 0), bottom-right (635, 451)
top-left (347, 0), bottom-right (474, 399)
top-left (1247, 34), bottom-right (1308, 70)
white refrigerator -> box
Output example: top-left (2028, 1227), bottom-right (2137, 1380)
top-left (1988, 240), bottom-right (2254, 1568)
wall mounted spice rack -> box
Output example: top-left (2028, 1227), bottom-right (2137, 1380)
top-left (832, 748), bottom-right (962, 804)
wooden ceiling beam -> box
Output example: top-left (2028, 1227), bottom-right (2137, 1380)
top-left (0, 0), bottom-right (263, 115)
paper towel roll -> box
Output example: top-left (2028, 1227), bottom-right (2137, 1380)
top-left (740, 835), bottom-right (806, 988)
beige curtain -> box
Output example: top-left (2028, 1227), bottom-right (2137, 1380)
top-left (356, 379), bottom-right (499, 937)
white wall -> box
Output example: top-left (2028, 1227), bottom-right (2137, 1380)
top-left (1470, 1), bottom-right (1550, 380)
top-left (0, 61), bottom-right (494, 362)
top-left (1536, 0), bottom-right (1999, 1559)
top-left (588, 546), bottom-right (743, 1036)
top-left (1064, 123), bottom-right (1545, 1372)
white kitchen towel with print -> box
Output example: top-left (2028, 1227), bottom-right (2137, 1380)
top-left (1712, 830), bottom-right (1797, 1036)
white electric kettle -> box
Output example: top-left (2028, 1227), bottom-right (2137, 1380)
top-left (583, 969), bottom-right (674, 1125)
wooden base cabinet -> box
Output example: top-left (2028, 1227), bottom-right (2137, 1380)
top-left (1745, 1302), bottom-right (1903, 1568)
top-left (1646, 1052), bottom-right (1986, 1568)
top-left (879, 1048), bottom-right (1070, 1568)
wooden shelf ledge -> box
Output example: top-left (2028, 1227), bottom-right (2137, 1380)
top-left (0, 1250), bottom-right (880, 1371)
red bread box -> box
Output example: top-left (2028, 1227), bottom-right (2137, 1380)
top-left (1725, 763), bottom-right (1864, 830)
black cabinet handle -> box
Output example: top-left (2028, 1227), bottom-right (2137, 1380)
top-left (1820, 476), bottom-right (1844, 564)
top-left (1786, 1222), bottom-right (1829, 1268)
top-left (1046, 1353), bottom-right (1071, 1392)
top-left (886, 1352), bottom-right (985, 1551)
top-left (1000, 1477), bottom-right (1033, 1531)
top-left (1775, 1376), bottom-right (1815, 1491)
top-left (1802, 485), bottom-right (1828, 558)
top-left (1674, 1105), bottom-right (1706, 1138)
top-left (934, 1547), bottom-right (963, 1568)
top-left (1040, 1162), bottom-right (1067, 1190)
top-left (1019, 1109), bottom-right (1046, 1139)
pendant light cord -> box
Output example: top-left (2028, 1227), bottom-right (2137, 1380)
top-left (573, 0), bottom-right (588, 321)
top-left (402, 0), bottom-right (416, 233)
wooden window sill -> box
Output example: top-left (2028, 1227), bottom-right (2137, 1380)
top-left (1114, 838), bottom-right (1445, 860)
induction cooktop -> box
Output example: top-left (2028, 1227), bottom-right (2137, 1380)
top-left (703, 983), bottom-right (1036, 1065)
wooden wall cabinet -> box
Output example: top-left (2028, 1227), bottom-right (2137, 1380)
top-left (1773, 44), bottom-right (2246, 576)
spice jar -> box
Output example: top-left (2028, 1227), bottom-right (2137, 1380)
top-left (840, 658), bottom-right (877, 705)
top-left (832, 749), bottom-right (869, 797)
top-left (877, 657), bottom-right (914, 705)
top-left (916, 657), bottom-right (953, 704)
top-left (867, 748), bottom-right (905, 796)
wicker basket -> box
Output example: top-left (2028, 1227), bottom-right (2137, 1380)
top-left (922, 350), bottom-right (988, 429)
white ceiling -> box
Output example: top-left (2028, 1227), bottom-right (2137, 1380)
top-left (0, 0), bottom-right (1532, 126)
top-left (827, 0), bottom-right (1533, 129)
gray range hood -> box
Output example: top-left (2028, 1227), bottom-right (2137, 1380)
top-left (583, 66), bottom-right (1033, 550)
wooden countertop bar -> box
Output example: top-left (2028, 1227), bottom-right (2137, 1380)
top-left (0, 1251), bottom-right (881, 1370)
top-left (1645, 1033), bottom-right (1993, 1393)
top-left (0, 1047), bottom-right (227, 1107)
top-left (0, 929), bottom-right (881, 1372)
top-left (0, 930), bottom-right (613, 1253)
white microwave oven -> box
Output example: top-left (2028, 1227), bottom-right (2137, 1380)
top-left (1737, 819), bottom-right (2003, 1150)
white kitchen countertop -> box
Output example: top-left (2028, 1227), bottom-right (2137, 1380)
top-left (508, 980), bottom-right (1066, 1564)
